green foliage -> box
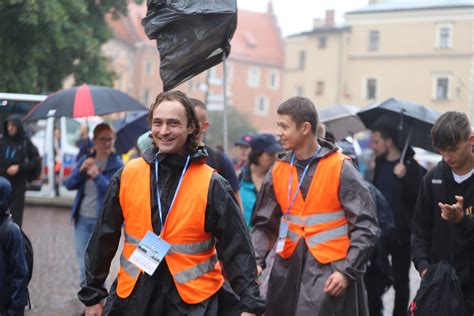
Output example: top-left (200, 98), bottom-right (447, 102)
top-left (0, 0), bottom-right (142, 93)
top-left (206, 107), bottom-right (258, 147)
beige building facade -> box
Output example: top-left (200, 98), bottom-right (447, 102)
top-left (284, 2), bottom-right (474, 121)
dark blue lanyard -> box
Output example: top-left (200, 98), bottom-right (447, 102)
top-left (285, 146), bottom-right (322, 215)
top-left (5, 146), bottom-right (16, 160)
top-left (155, 155), bottom-right (191, 233)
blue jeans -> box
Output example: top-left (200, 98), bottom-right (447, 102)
top-left (74, 216), bottom-right (97, 286)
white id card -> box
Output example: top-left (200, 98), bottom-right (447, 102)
top-left (276, 220), bottom-right (289, 253)
top-left (128, 231), bottom-right (171, 276)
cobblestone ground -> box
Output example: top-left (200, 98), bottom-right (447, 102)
top-left (20, 204), bottom-right (421, 315)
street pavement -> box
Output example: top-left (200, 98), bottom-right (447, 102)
top-left (21, 204), bottom-right (420, 315)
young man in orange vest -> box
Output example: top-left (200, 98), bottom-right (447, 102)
top-left (78, 91), bottom-right (265, 315)
top-left (251, 96), bottom-right (378, 315)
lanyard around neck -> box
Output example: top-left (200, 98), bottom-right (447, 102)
top-left (285, 146), bottom-right (322, 216)
top-left (155, 155), bottom-right (191, 232)
top-left (5, 146), bottom-right (16, 160)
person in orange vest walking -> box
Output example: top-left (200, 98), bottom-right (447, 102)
top-left (78, 91), bottom-right (265, 316)
top-left (251, 96), bottom-right (379, 316)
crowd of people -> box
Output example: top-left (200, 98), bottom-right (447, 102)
top-left (0, 91), bottom-right (472, 316)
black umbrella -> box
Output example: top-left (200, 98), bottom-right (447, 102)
top-left (24, 84), bottom-right (147, 121)
top-left (319, 104), bottom-right (366, 140)
top-left (142, 0), bottom-right (237, 91)
top-left (357, 97), bottom-right (440, 157)
top-left (114, 111), bottom-right (149, 154)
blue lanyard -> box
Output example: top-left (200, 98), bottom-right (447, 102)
top-left (155, 155), bottom-right (191, 232)
top-left (285, 146), bottom-right (322, 216)
top-left (5, 146), bottom-right (16, 160)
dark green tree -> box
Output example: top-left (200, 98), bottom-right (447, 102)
top-left (206, 108), bottom-right (258, 148)
top-left (0, 0), bottom-right (142, 94)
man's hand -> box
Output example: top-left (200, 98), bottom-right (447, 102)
top-left (439, 195), bottom-right (464, 224)
top-left (87, 164), bottom-right (99, 179)
top-left (324, 271), bottom-right (349, 297)
top-left (6, 164), bottom-right (19, 176)
top-left (393, 162), bottom-right (407, 178)
top-left (256, 265), bottom-right (263, 276)
top-left (85, 303), bottom-right (103, 316)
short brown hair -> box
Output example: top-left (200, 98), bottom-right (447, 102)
top-left (148, 91), bottom-right (200, 153)
top-left (277, 97), bottom-right (318, 135)
top-left (432, 111), bottom-right (471, 150)
top-left (93, 123), bottom-right (114, 139)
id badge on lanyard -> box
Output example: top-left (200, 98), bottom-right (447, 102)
top-left (276, 219), bottom-right (289, 253)
top-left (128, 231), bottom-right (171, 275)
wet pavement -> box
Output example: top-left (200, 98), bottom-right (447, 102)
top-left (21, 204), bottom-right (420, 315)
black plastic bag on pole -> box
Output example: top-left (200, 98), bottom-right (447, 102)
top-left (142, 0), bottom-right (237, 91)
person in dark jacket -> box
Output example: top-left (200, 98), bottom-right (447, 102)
top-left (78, 91), bottom-right (265, 316)
top-left (252, 97), bottom-right (378, 316)
top-left (64, 123), bottom-right (123, 286)
top-left (0, 177), bottom-right (29, 315)
top-left (0, 116), bottom-right (40, 227)
top-left (411, 111), bottom-right (474, 315)
top-left (370, 124), bottom-right (425, 316)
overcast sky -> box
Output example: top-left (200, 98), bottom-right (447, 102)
top-left (238, 0), bottom-right (369, 36)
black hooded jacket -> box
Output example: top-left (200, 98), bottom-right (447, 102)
top-left (78, 146), bottom-right (265, 314)
top-left (0, 117), bottom-right (40, 189)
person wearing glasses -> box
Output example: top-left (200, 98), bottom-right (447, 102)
top-left (64, 123), bottom-right (123, 286)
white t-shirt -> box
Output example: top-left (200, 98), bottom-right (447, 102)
top-left (452, 169), bottom-right (474, 184)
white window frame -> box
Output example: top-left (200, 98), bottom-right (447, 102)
top-left (432, 74), bottom-right (452, 100)
top-left (267, 70), bottom-right (280, 90)
top-left (145, 61), bottom-right (153, 76)
top-left (315, 81), bottom-right (325, 96)
top-left (295, 85), bottom-right (304, 97)
top-left (142, 89), bottom-right (150, 105)
top-left (318, 36), bottom-right (327, 49)
top-left (247, 67), bottom-right (261, 88)
top-left (254, 96), bottom-right (270, 116)
top-left (436, 23), bottom-right (453, 49)
top-left (362, 77), bottom-right (378, 100)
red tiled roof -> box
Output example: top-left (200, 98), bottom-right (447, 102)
top-left (230, 9), bottom-right (284, 67)
top-left (106, 2), bottom-right (153, 46)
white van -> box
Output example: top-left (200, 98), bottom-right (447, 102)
top-left (0, 93), bottom-right (97, 197)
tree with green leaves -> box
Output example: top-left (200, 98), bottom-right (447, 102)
top-left (0, 0), bottom-right (142, 94)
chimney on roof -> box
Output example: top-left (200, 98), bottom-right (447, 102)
top-left (313, 18), bottom-right (323, 29)
top-left (267, 0), bottom-right (274, 14)
top-left (325, 9), bottom-right (335, 27)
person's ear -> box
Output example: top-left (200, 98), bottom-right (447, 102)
top-left (302, 122), bottom-right (312, 136)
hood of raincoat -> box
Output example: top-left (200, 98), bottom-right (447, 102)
top-left (0, 176), bottom-right (12, 214)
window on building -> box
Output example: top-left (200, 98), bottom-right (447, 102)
top-left (299, 51), bottom-right (306, 69)
top-left (248, 67), bottom-right (260, 88)
top-left (295, 86), bottom-right (304, 97)
top-left (369, 30), bottom-right (379, 51)
top-left (315, 81), bottom-right (325, 96)
top-left (145, 61), bottom-right (153, 76)
top-left (433, 75), bottom-right (450, 100)
top-left (254, 96), bottom-right (269, 116)
top-left (437, 24), bottom-right (453, 49)
top-left (268, 70), bottom-right (280, 90)
top-left (318, 36), bottom-right (327, 49)
top-left (143, 89), bottom-right (150, 105)
top-left (365, 78), bottom-right (377, 99)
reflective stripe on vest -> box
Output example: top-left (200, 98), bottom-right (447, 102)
top-left (272, 152), bottom-right (351, 263)
top-left (117, 158), bottom-right (224, 303)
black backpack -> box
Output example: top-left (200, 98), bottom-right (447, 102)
top-left (408, 260), bottom-right (464, 316)
top-left (0, 215), bottom-right (34, 285)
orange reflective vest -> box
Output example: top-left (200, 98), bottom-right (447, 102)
top-left (117, 158), bottom-right (224, 304)
top-left (272, 151), bottom-right (350, 264)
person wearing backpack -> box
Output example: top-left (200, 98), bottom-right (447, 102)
top-left (0, 116), bottom-right (41, 227)
top-left (0, 176), bottom-right (29, 316)
top-left (411, 111), bottom-right (474, 315)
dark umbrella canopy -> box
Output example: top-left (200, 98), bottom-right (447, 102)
top-left (114, 111), bottom-right (149, 154)
top-left (319, 104), bottom-right (366, 140)
top-left (357, 97), bottom-right (440, 152)
top-left (24, 84), bottom-right (147, 121)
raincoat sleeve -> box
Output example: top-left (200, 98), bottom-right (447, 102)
top-left (77, 169), bottom-right (124, 306)
top-left (205, 173), bottom-right (266, 314)
top-left (250, 168), bottom-right (281, 268)
top-left (332, 160), bottom-right (379, 280)
top-left (64, 156), bottom-right (89, 190)
top-left (411, 172), bottom-right (434, 274)
top-left (19, 139), bottom-right (40, 174)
